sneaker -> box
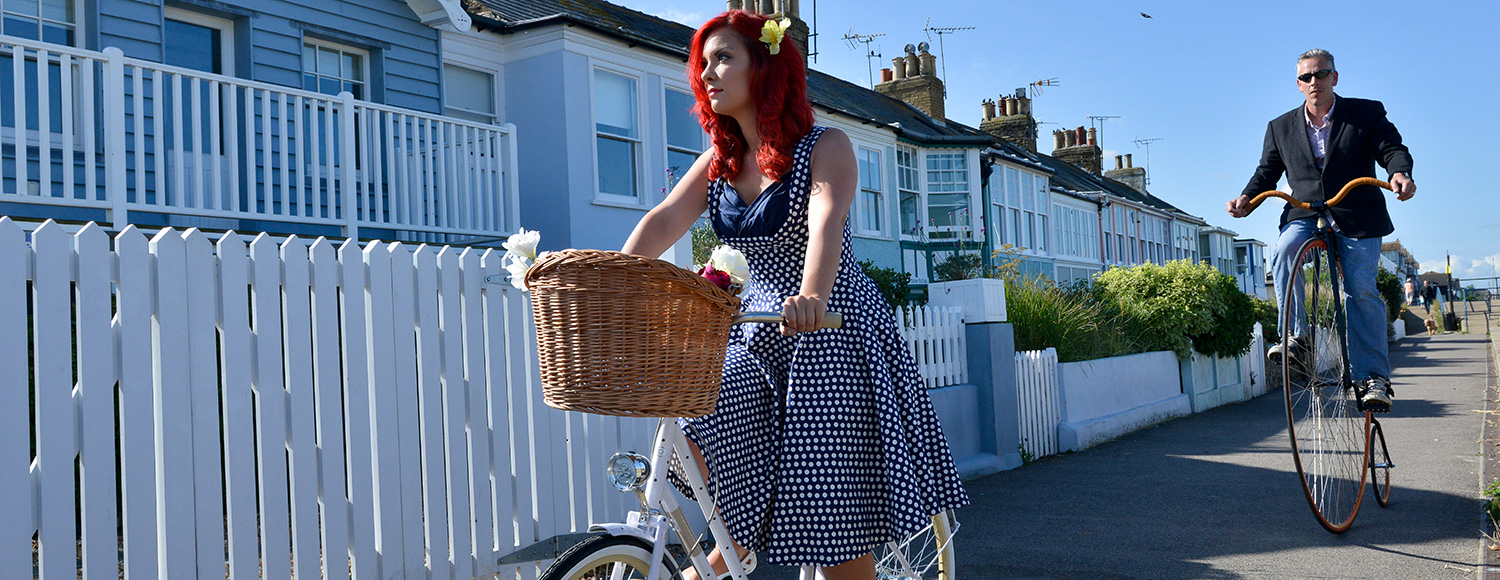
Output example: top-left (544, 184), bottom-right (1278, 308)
top-left (1268, 335), bottom-right (1308, 366)
top-left (1362, 375), bottom-right (1394, 412)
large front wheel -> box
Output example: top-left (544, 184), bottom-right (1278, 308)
top-left (1283, 238), bottom-right (1370, 533)
top-left (873, 510), bottom-right (957, 580)
top-left (540, 535), bottom-right (680, 580)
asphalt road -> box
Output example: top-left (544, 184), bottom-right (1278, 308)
top-left (747, 332), bottom-right (1489, 579)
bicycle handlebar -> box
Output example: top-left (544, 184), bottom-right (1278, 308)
top-left (732, 311), bottom-right (844, 329)
top-left (1243, 176), bottom-right (1393, 214)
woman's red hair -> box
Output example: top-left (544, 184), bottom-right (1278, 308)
top-left (687, 11), bottom-right (815, 183)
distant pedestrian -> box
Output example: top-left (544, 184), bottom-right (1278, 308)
top-left (1423, 280), bottom-right (1436, 313)
top-left (1404, 276), bottom-right (1415, 306)
top-left (1227, 48), bottom-right (1414, 413)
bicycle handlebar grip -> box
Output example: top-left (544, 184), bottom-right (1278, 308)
top-left (732, 311), bottom-right (844, 329)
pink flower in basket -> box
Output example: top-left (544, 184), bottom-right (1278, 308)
top-left (697, 264), bottom-right (733, 290)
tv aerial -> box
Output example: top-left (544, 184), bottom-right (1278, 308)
top-left (1086, 115), bottom-right (1120, 149)
top-left (1027, 78), bottom-right (1061, 97)
top-left (842, 28), bottom-right (886, 88)
top-left (922, 18), bottom-right (974, 97)
top-left (1132, 137), bottom-right (1163, 184)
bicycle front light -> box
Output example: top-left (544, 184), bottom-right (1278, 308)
top-left (605, 452), bottom-right (650, 493)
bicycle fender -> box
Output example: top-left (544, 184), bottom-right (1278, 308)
top-left (587, 522), bottom-right (656, 544)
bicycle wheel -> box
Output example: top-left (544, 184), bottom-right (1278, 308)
top-left (873, 510), bottom-right (957, 580)
top-left (540, 535), bottom-right (681, 580)
top-left (1283, 238), bottom-right (1370, 533)
top-left (1370, 420), bottom-right (1393, 507)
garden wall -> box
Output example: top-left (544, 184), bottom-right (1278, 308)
top-left (1056, 351), bottom-right (1190, 451)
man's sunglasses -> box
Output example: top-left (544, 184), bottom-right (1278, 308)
top-left (1297, 70), bottom-right (1334, 83)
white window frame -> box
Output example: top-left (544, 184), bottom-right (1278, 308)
top-left (1, 0), bottom-right (81, 46)
top-left (302, 38), bottom-right (370, 100)
top-left (661, 82), bottom-right (704, 197)
top-left (442, 61), bottom-right (500, 125)
top-left (896, 144), bottom-right (922, 241)
top-left (853, 145), bottom-right (886, 237)
top-left (590, 64), bottom-right (645, 206)
top-left (924, 151), bottom-right (971, 240)
top-left (164, 7), bottom-right (235, 77)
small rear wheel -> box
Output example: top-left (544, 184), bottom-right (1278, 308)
top-left (873, 510), bottom-right (957, 580)
top-left (1371, 421), bottom-right (1393, 507)
top-left (540, 535), bottom-right (680, 580)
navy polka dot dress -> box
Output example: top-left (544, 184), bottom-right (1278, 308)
top-left (678, 127), bottom-right (970, 567)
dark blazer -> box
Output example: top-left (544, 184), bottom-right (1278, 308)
top-left (1240, 96), bottom-right (1413, 239)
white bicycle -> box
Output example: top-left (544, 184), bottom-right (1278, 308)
top-left (536, 312), bottom-right (959, 580)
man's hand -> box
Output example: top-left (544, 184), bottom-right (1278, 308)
top-left (1390, 172), bottom-right (1416, 201)
top-left (1226, 195), bottom-right (1252, 218)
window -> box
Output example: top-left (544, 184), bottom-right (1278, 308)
top-left (664, 87), bottom-right (702, 192)
top-left (593, 69), bottom-right (640, 201)
top-left (925, 152), bottom-right (969, 239)
top-left (855, 147), bottom-right (884, 235)
top-left (302, 40), bottom-right (367, 99)
top-left (165, 9), bottom-right (232, 75)
top-left (2, 0), bottom-right (75, 45)
top-left (897, 145), bottom-right (921, 239)
top-left (444, 63), bottom-right (497, 124)
top-left (992, 165), bottom-right (1050, 253)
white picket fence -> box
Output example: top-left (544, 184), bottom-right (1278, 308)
top-left (1014, 348), bottom-right (1061, 460)
top-left (1, 218), bottom-right (656, 580)
top-left (1, 36), bottom-right (519, 240)
top-left (898, 305), bottom-right (968, 389)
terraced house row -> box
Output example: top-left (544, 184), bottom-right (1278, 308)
top-left (0, 0), bottom-right (1265, 294)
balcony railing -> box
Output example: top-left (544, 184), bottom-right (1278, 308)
top-left (1, 34), bottom-right (519, 240)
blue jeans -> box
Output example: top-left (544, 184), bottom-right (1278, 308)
top-left (1271, 218), bottom-right (1389, 380)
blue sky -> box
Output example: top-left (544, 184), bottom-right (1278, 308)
top-left (624, 0), bottom-right (1500, 283)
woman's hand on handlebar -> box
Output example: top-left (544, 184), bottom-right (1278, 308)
top-left (1226, 195), bottom-right (1252, 218)
top-left (781, 294), bottom-right (828, 336)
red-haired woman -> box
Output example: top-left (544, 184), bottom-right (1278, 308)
top-left (621, 10), bottom-right (968, 579)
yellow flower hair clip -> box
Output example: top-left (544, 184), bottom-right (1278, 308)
top-left (759, 16), bottom-right (791, 55)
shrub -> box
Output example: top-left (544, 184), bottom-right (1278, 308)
top-left (933, 251), bottom-right (985, 282)
top-left (859, 260), bottom-right (916, 309)
top-left (1252, 297), bottom-right (1280, 344)
top-left (1006, 276), bottom-right (1134, 363)
top-left (690, 222), bottom-right (721, 267)
top-left (1376, 266), bottom-right (1402, 323)
top-left (1094, 260), bottom-right (1257, 359)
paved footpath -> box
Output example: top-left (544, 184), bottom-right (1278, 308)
top-left (946, 332), bottom-right (1490, 579)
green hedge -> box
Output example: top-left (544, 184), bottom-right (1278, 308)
top-left (1092, 260), bottom-right (1257, 359)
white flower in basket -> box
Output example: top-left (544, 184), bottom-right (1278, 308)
top-left (502, 228), bottom-right (549, 290)
top-left (708, 245), bottom-right (750, 285)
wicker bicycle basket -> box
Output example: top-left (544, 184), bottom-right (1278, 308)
top-left (523, 249), bottom-right (741, 417)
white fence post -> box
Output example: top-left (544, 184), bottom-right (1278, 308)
top-left (340, 91), bottom-right (360, 242)
top-left (102, 47), bottom-right (128, 227)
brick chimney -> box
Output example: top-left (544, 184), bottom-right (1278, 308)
top-left (873, 42), bottom-right (945, 121)
top-left (978, 88), bottom-right (1037, 153)
top-left (727, 0), bottom-right (810, 68)
top-left (1104, 152), bottom-right (1147, 193)
top-left (1052, 125), bottom-right (1103, 175)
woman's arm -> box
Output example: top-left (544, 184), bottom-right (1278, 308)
top-left (620, 149), bottom-right (716, 258)
top-left (783, 128), bottom-right (857, 336)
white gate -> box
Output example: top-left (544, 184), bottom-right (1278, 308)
top-left (1015, 348), bottom-right (1060, 460)
top-left (0, 218), bottom-right (654, 579)
top-left (898, 305), bottom-right (968, 388)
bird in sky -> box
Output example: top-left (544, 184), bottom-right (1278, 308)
top-left (1141, 12), bottom-right (1152, 18)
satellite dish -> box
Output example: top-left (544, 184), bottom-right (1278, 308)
top-left (917, 41), bottom-right (930, 53)
top-left (904, 43), bottom-right (916, 55)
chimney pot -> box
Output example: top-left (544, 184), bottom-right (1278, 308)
top-left (982, 99), bottom-right (996, 120)
top-left (1053, 130), bottom-right (1066, 150)
top-left (904, 54), bottom-right (919, 78)
top-left (1124, 153), bottom-right (1133, 168)
top-left (1115, 155), bottom-right (1123, 170)
top-left (1021, 96), bottom-right (1031, 115)
top-left (918, 51), bottom-right (937, 77)
top-left (881, 68), bottom-right (893, 83)
top-left (891, 57), bottom-right (905, 80)
top-left (1075, 126), bottom-right (1086, 145)
top-left (1065, 130), bottom-right (1077, 147)
top-left (1087, 127), bottom-right (1097, 146)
